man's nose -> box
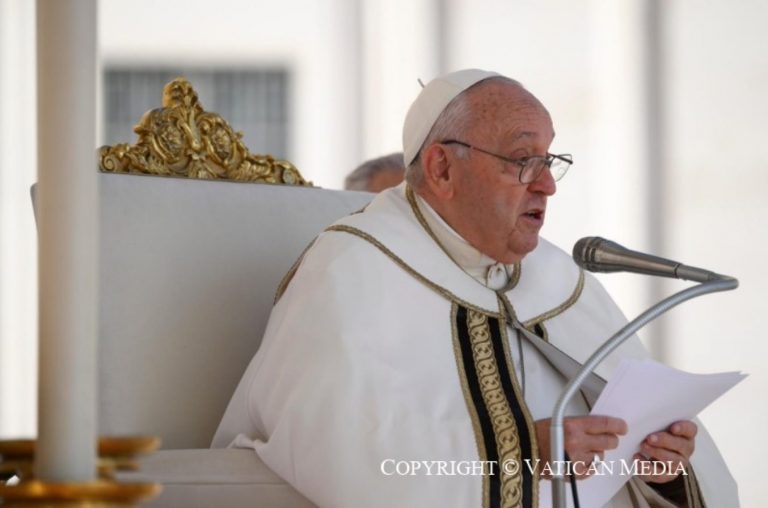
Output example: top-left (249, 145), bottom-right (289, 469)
top-left (528, 166), bottom-right (557, 196)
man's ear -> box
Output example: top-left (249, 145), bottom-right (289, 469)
top-left (421, 143), bottom-right (455, 199)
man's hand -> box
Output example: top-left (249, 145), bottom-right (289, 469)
top-left (535, 416), bottom-right (627, 478)
top-left (634, 420), bottom-right (697, 484)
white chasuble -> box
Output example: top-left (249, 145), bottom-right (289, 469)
top-left (214, 184), bottom-right (738, 508)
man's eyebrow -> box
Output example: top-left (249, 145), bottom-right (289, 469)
top-left (510, 131), bottom-right (537, 142)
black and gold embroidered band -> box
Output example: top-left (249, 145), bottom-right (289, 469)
top-left (452, 304), bottom-right (538, 507)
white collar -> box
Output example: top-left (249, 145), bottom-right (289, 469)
top-left (411, 192), bottom-right (515, 290)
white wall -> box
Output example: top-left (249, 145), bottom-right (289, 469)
top-left (0, 0), bottom-right (38, 439)
top-left (664, 2), bottom-right (768, 505)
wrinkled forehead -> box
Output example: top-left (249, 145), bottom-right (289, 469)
top-left (466, 80), bottom-right (552, 123)
top-left (465, 80), bottom-right (553, 137)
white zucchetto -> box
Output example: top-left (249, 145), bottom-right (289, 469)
top-left (402, 68), bottom-right (500, 167)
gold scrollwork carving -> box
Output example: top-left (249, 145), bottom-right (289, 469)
top-left (98, 77), bottom-right (311, 186)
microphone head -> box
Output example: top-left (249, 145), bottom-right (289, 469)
top-left (572, 236), bottom-right (607, 270)
top-left (573, 236), bottom-right (734, 282)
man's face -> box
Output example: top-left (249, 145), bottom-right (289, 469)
top-left (447, 82), bottom-right (557, 264)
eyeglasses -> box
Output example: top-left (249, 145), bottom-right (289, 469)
top-left (440, 139), bottom-right (573, 184)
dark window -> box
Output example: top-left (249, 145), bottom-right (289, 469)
top-left (103, 68), bottom-right (290, 159)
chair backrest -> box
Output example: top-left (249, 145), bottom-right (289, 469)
top-left (97, 172), bottom-right (371, 448)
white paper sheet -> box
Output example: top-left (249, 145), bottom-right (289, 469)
top-left (538, 358), bottom-right (746, 507)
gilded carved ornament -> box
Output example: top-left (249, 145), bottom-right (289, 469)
top-left (98, 77), bottom-right (310, 186)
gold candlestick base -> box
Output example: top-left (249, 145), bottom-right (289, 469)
top-left (0, 438), bottom-right (162, 507)
top-left (0, 480), bottom-right (161, 507)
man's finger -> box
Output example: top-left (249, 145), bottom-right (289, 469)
top-left (583, 433), bottom-right (620, 452)
top-left (669, 420), bottom-right (698, 439)
top-left (645, 432), bottom-right (694, 458)
top-left (640, 442), bottom-right (688, 467)
top-left (585, 415), bottom-right (628, 435)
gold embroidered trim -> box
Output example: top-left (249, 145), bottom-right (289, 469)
top-left (521, 269), bottom-right (585, 329)
top-left (405, 185), bottom-right (451, 258)
top-left (325, 224), bottom-right (501, 317)
top-left (273, 238), bottom-right (317, 304)
top-left (496, 301), bottom-right (540, 507)
top-left (501, 264), bottom-right (522, 292)
top-left (684, 466), bottom-right (706, 508)
top-left (625, 479), bottom-right (643, 508)
top-left (450, 304), bottom-right (490, 508)
top-left (498, 293), bottom-right (599, 413)
top-left (466, 309), bottom-right (524, 507)
top-left (405, 185), bottom-right (522, 290)
top-left (274, 202), bottom-right (371, 304)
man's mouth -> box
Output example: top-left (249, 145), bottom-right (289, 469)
top-left (523, 209), bottom-right (544, 221)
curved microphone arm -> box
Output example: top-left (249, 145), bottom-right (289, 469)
top-left (550, 275), bottom-right (738, 508)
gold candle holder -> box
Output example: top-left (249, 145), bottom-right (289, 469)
top-left (0, 437), bottom-right (161, 507)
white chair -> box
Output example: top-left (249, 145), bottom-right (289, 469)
top-left (99, 172), bottom-right (370, 507)
top-left (89, 78), bottom-right (373, 506)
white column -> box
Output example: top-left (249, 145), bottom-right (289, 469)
top-left (586, 0), bottom-right (656, 347)
top-left (640, 0), bottom-right (669, 360)
top-left (35, 0), bottom-right (98, 482)
top-left (359, 0), bottom-right (442, 160)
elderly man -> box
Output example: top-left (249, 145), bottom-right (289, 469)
top-left (215, 70), bottom-right (737, 507)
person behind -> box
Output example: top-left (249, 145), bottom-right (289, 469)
top-left (214, 69), bottom-right (737, 507)
top-left (344, 152), bottom-right (406, 192)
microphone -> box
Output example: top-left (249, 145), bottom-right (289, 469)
top-left (573, 236), bottom-right (730, 283)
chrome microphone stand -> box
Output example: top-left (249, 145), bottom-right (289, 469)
top-left (550, 274), bottom-right (738, 508)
